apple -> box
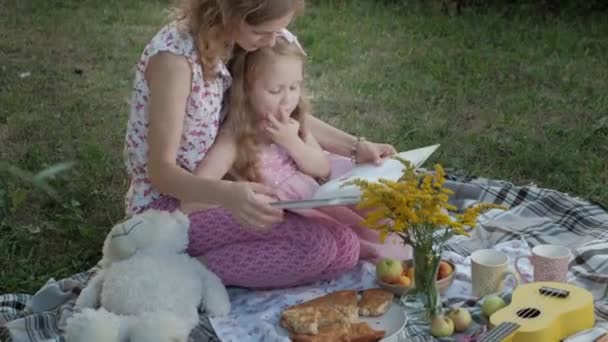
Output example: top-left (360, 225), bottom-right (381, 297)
top-left (376, 258), bottom-right (403, 283)
top-left (481, 295), bottom-right (507, 317)
top-left (406, 266), bottom-right (415, 280)
top-left (430, 314), bottom-right (454, 337)
top-left (437, 261), bottom-right (453, 280)
top-left (447, 308), bottom-right (472, 332)
top-left (396, 275), bottom-right (412, 287)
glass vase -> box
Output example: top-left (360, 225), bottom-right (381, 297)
top-left (400, 243), bottom-right (442, 324)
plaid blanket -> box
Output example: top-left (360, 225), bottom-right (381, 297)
top-left (2, 174), bottom-right (607, 342)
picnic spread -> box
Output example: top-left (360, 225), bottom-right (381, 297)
top-left (2, 173), bottom-right (608, 342)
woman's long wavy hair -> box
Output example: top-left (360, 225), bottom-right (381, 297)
top-left (171, 0), bottom-right (304, 80)
top-left (227, 37), bottom-right (311, 182)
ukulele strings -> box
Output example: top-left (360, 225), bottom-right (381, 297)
top-left (480, 286), bottom-right (566, 342)
top-left (480, 321), bottom-right (519, 342)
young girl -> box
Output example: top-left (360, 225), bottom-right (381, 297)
top-left (125, 0), bottom-right (398, 289)
top-left (182, 33), bottom-right (409, 289)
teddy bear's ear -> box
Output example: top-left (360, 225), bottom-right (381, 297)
top-left (102, 215), bottom-right (143, 263)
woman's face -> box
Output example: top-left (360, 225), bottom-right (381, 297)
top-left (248, 55), bottom-right (302, 121)
top-left (233, 12), bottom-right (295, 51)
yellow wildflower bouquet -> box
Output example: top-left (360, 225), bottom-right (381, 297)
top-left (346, 157), bottom-right (503, 317)
top-left (347, 157), bottom-right (500, 251)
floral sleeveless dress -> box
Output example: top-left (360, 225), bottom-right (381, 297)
top-left (123, 21), bottom-right (231, 216)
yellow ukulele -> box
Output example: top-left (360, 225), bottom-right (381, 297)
top-left (479, 282), bottom-right (595, 342)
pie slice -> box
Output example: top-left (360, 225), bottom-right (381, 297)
top-left (280, 289), bottom-right (389, 340)
top-left (358, 288), bottom-right (394, 317)
top-left (299, 290), bottom-right (359, 322)
top-left (290, 322), bottom-right (385, 342)
top-left (289, 322), bottom-right (350, 342)
top-left (348, 322), bottom-right (386, 342)
top-left (280, 290), bottom-right (359, 334)
top-left (280, 306), bottom-right (320, 335)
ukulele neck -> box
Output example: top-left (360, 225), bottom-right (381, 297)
top-left (480, 322), bottom-right (520, 342)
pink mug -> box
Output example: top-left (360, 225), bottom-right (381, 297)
top-left (515, 244), bottom-right (572, 282)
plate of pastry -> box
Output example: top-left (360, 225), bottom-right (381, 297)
top-left (278, 288), bottom-right (406, 341)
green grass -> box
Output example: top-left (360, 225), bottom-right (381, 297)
top-left (1, 0), bottom-right (607, 293)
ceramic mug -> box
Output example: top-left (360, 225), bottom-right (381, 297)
top-left (515, 244), bottom-right (571, 282)
top-left (471, 249), bottom-right (520, 297)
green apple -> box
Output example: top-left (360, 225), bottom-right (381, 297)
top-left (430, 314), bottom-right (455, 337)
top-left (481, 295), bottom-right (507, 317)
top-left (375, 258), bottom-right (403, 283)
top-left (447, 308), bottom-right (472, 332)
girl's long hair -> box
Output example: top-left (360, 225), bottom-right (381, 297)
top-left (227, 37), bottom-right (311, 182)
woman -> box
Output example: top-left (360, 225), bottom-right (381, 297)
top-left (124, 0), bottom-right (396, 288)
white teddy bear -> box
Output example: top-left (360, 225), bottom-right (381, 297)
top-left (65, 209), bottom-right (231, 342)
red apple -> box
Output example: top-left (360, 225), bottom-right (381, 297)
top-left (437, 260), bottom-right (453, 280)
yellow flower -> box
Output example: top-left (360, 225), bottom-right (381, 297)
top-left (345, 158), bottom-right (506, 248)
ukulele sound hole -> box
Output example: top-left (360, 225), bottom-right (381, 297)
top-left (516, 308), bottom-right (541, 319)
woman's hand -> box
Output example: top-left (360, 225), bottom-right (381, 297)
top-left (224, 181), bottom-right (284, 231)
top-left (265, 111), bottom-right (301, 148)
top-left (356, 141), bottom-right (397, 165)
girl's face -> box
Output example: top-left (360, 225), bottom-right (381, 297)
top-left (233, 12), bottom-right (295, 52)
top-left (248, 55), bottom-right (302, 121)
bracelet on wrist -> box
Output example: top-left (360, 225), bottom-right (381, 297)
top-left (350, 136), bottom-right (365, 164)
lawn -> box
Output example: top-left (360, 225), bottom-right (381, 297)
top-left (1, 0), bottom-right (607, 293)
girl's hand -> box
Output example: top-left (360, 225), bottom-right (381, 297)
top-left (356, 141), bottom-right (397, 165)
top-left (265, 111), bottom-right (300, 148)
top-left (224, 182), bottom-right (284, 232)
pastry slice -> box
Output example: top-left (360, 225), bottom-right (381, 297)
top-left (316, 290), bottom-right (359, 324)
top-left (281, 290), bottom-right (359, 334)
top-left (301, 290), bottom-right (359, 323)
top-left (290, 322), bottom-right (350, 342)
top-left (347, 322), bottom-right (386, 342)
top-left (280, 306), bottom-right (320, 335)
top-left (290, 322), bottom-right (385, 342)
top-left (358, 288), bottom-right (394, 317)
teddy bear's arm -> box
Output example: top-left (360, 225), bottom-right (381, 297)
top-left (74, 270), bottom-right (105, 310)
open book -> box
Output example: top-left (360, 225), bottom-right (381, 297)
top-left (270, 144), bottom-right (440, 209)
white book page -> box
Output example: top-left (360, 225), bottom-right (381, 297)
top-left (312, 144), bottom-right (440, 200)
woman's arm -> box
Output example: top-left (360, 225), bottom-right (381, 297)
top-left (192, 127), bottom-right (237, 180)
top-left (145, 52), bottom-right (282, 228)
top-left (182, 127), bottom-right (237, 213)
top-left (308, 115), bottom-right (398, 165)
top-left (307, 115), bottom-right (359, 157)
top-left (146, 52), bottom-right (234, 205)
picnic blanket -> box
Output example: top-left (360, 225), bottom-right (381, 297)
top-left (2, 173), bottom-right (608, 341)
